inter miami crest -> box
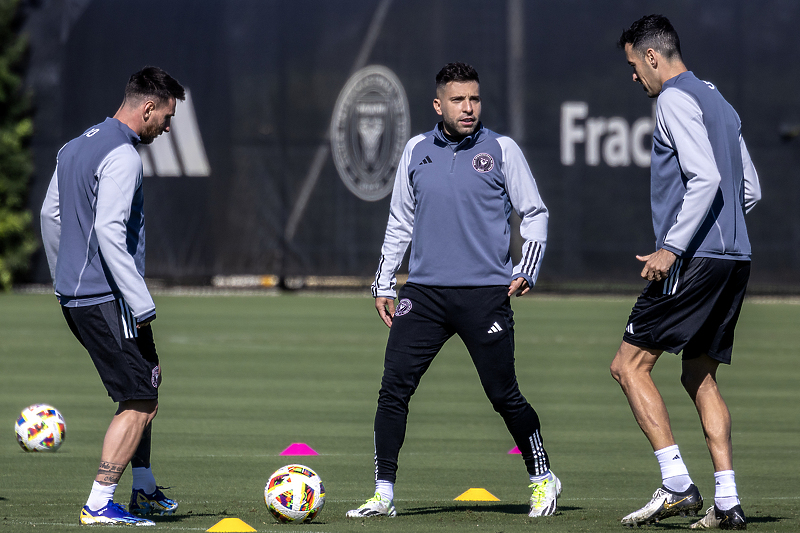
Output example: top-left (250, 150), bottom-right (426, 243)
top-left (472, 153), bottom-right (494, 172)
top-left (394, 298), bottom-right (413, 317)
top-left (330, 66), bottom-right (410, 201)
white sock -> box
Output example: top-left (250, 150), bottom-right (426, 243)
top-left (376, 480), bottom-right (394, 502)
top-left (714, 470), bottom-right (740, 510)
top-left (86, 481), bottom-right (117, 512)
top-left (530, 470), bottom-right (552, 483)
top-left (655, 445), bottom-right (693, 493)
top-left (132, 466), bottom-right (157, 494)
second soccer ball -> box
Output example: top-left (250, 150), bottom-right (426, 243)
top-left (264, 464), bottom-right (325, 523)
top-left (14, 404), bottom-right (66, 452)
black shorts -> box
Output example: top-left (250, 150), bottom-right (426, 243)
top-left (62, 299), bottom-right (160, 402)
top-left (622, 257), bottom-right (750, 364)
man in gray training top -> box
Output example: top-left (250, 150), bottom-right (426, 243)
top-left (611, 15), bottom-right (760, 530)
top-left (41, 66), bottom-right (184, 526)
top-left (347, 62), bottom-right (560, 519)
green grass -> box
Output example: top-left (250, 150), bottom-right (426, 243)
top-left (0, 292), bottom-right (798, 532)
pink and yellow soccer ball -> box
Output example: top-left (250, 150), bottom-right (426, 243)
top-left (264, 464), bottom-right (325, 523)
top-left (14, 404), bottom-right (66, 452)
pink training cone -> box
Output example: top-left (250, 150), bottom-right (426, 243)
top-left (280, 442), bottom-right (318, 456)
top-left (508, 446), bottom-right (521, 454)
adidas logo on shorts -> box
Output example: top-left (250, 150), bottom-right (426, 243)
top-left (488, 322), bottom-right (503, 334)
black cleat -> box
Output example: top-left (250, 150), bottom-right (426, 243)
top-left (690, 504), bottom-right (747, 530)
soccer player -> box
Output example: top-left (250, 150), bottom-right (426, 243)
top-left (347, 62), bottom-right (559, 519)
top-left (611, 15), bottom-right (760, 530)
top-left (40, 67), bottom-right (185, 526)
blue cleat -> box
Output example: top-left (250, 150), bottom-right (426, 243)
top-left (80, 501), bottom-right (155, 526)
top-left (129, 486), bottom-right (178, 516)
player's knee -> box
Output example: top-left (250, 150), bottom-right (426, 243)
top-left (680, 356), bottom-right (718, 395)
top-left (609, 357), bottom-right (626, 385)
top-left (680, 370), bottom-right (704, 395)
top-left (485, 388), bottom-right (525, 414)
top-left (377, 387), bottom-right (414, 414)
top-left (486, 392), bottom-right (508, 411)
top-left (118, 399), bottom-right (158, 417)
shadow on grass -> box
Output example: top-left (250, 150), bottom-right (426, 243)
top-left (614, 514), bottom-right (785, 530)
top-left (402, 503), bottom-right (583, 516)
top-left (749, 515), bottom-right (785, 525)
top-left (151, 515), bottom-right (193, 523)
top-left (151, 512), bottom-right (229, 523)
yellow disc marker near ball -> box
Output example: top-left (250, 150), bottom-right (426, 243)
top-left (206, 517), bottom-right (256, 532)
top-left (454, 488), bottom-right (501, 501)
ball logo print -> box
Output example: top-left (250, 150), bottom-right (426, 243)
top-left (331, 65), bottom-right (411, 201)
top-left (472, 153), bottom-right (494, 172)
top-left (394, 298), bottom-right (413, 317)
top-left (264, 464), bottom-right (325, 523)
top-left (14, 404), bottom-right (66, 452)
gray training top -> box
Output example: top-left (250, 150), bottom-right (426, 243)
top-left (651, 71), bottom-right (761, 259)
top-left (40, 117), bottom-right (155, 322)
top-left (372, 123), bottom-right (549, 299)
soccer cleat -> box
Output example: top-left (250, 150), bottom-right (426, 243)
top-left (621, 484), bottom-right (703, 527)
top-left (690, 505), bottom-right (747, 530)
top-left (528, 472), bottom-right (562, 517)
top-left (129, 486), bottom-right (178, 516)
top-left (345, 492), bottom-right (397, 518)
top-left (80, 501), bottom-right (155, 526)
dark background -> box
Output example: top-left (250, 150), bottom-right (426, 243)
top-left (22, 0), bottom-right (800, 289)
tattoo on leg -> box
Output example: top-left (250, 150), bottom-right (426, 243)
top-left (97, 462), bottom-right (126, 484)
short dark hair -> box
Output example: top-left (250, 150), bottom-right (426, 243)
top-left (123, 66), bottom-right (185, 107)
top-left (435, 62), bottom-right (479, 91)
top-left (618, 14), bottom-right (682, 62)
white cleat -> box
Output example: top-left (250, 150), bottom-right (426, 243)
top-left (621, 485), bottom-right (703, 527)
top-left (528, 472), bottom-right (561, 517)
top-left (346, 492), bottom-right (397, 518)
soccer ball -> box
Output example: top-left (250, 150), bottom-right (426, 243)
top-left (264, 464), bottom-right (325, 523)
top-left (14, 404), bottom-right (66, 452)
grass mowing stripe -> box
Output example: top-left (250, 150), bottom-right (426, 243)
top-left (1, 293), bottom-right (797, 532)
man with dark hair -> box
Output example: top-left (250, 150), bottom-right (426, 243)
top-left (347, 62), bottom-right (559, 519)
top-left (435, 61), bottom-right (479, 89)
top-left (41, 66), bottom-right (185, 526)
top-left (611, 15), bottom-right (760, 529)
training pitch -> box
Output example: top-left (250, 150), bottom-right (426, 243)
top-left (1, 292), bottom-right (798, 532)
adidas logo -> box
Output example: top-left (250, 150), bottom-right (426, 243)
top-left (625, 323), bottom-right (634, 335)
top-left (418, 155), bottom-right (432, 165)
top-left (673, 455), bottom-right (681, 460)
top-left (488, 322), bottom-right (503, 334)
top-left (139, 88), bottom-right (210, 177)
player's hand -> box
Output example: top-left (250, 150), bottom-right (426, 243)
top-left (636, 248), bottom-right (677, 282)
top-left (375, 297), bottom-right (396, 328)
top-left (136, 315), bottom-right (156, 328)
top-left (508, 277), bottom-right (530, 297)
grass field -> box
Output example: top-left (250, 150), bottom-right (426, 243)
top-left (1, 292), bottom-right (798, 532)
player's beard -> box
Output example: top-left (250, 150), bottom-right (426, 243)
top-left (443, 115), bottom-right (478, 140)
top-left (139, 122), bottom-right (163, 145)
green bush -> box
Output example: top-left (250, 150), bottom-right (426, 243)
top-left (0, 0), bottom-right (35, 291)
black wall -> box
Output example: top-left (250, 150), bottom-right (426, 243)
top-left (23, 0), bottom-right (800, 288)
